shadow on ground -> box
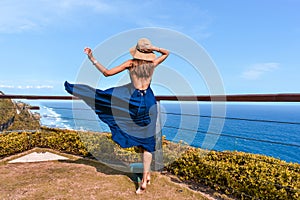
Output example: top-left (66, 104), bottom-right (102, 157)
top-left (59, 158), bottom-right (141, 189)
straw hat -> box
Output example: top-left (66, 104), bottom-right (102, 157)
top-left (129, 38), bottom-right (156, 61)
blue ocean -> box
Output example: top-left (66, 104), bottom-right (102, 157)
top-left (38, 101), bottom-right (300, 164)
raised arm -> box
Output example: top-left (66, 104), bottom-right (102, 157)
top-left (84, 47), bottom-right (131, 77)
top-left (151, 46), bottom-right (169, 67)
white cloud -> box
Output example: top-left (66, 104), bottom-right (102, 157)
top-left (0, 85), bottom-right (54, 89)
top-left (58, 0), bottom-right (113, 12)
top-left (0, 0), bottom-right (114, 33)
top-left (241, 62), bottom-right (280, 80)
top-left (0, 85), bottom-right (14, 89)
top-left (0, 0), bottom-right (212, 38)
top-left (132, 2), bottom-right (213, 40)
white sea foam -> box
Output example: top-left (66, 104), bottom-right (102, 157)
top-left (40, 105), bottom-right (72, 130)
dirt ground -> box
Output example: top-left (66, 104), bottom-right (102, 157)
top-left (0, 150), bottom-right (219, 200)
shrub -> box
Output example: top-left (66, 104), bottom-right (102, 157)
top-left (0, 127), bottom-right (140, 163)
top-left (166, 148), bottom-right (300, 199)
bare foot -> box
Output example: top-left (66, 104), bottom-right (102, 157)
top-left (136, 185), bottom-right (146, 194)
top-left (136, 180), bottom-right (147, 194)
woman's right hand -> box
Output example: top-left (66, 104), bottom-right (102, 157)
top-left (84, 47), bottom-right (93, 57)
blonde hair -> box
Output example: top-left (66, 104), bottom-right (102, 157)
top-left (129, 59), bottom-right (154, 78)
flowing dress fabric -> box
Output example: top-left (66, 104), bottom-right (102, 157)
top-left (64, 81), bottom-right (157, 152)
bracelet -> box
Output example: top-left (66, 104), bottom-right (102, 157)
top-left (92, 60), bottom-right (98, 65)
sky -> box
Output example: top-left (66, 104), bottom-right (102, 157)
top-left (0, 0), bottom-right (300, 96)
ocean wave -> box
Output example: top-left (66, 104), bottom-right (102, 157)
top-left (39, 102), bottom-right (109, 132)
top-left (40, 106), bottom-right (73, 130)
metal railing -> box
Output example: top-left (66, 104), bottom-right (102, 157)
top-left (1, 93), bottom-right (300, 101)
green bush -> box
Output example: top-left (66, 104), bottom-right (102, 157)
top-left (77, 130), bottom-right (141, 163)
top-left (0, 132), bottom-right (31, 157)
top-left (0, 127), bottom-right (140, 163)
top-left (0, 129), bottom-right (88, 158)
top-left (166, 148), bottom-right (300, 199)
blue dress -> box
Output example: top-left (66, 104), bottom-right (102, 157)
top-left (64, 81), bottom-right (157, 152)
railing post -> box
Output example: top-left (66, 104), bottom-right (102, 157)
top-left (154, 101), bottom-right (163, 171)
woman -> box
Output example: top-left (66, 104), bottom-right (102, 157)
top-left (64, 38), bottom-right (169, 194)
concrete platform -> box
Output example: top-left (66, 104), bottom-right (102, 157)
top-left (8, 151), bottom-right (69, 163)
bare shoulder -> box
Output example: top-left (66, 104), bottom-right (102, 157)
top-left (120, 59), bottom-right (134, 69)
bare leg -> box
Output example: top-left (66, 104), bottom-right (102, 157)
top-left (136, 149), bottom-right (152, 194)
top-left (143, 150), bottom-right (152, 183)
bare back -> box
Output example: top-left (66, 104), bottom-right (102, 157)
top-left (129, 59), bottom-right (155, 90)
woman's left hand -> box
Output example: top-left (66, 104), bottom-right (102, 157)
top-left (149, 45), bottom-right (159, 52)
